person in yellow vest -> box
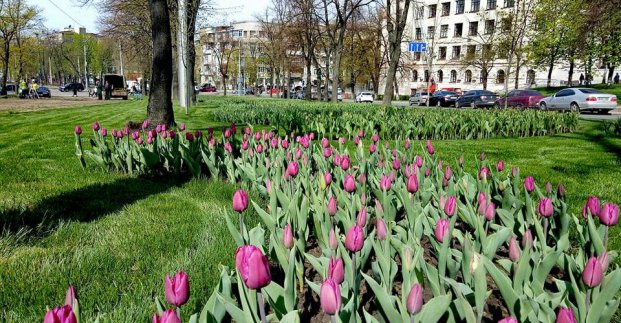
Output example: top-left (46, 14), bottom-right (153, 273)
top-left (20, 79), bottom-right (27, 98)
top-left (32, 80), bottom-right (40, 99)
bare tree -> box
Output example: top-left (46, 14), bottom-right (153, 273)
top-left (381, 0), bottom-right (412, 105)
top-left (461, 11), bottom-right (502, 90)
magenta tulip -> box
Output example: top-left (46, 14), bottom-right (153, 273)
top-left (327, 257), bottom-right (344, 284)
top-left (295, 148), bottom-right (302, 159)
top-left (444, 196), bottom-right (456, 217)
top-left (556, 307), bottom-right (577, 323)
top-left (235, 245), bottom-right (272, 289)
top-left (354, 136), bottom-right (360, 145)
top-left (281, 139), bottom-right (289, 149)
top-left (287, 161), bottom-right (299, 177)
top-left (524, 176), bottom-right (535, 193)
top-left (324, 172), bottom-right (332, 186)
top-left (343, 175), bottom-right (356, 193)
top-left (407, 175), bottom-right (419, 193)
top-left (372, 133), bottom-right (379, 142)
top-left (329, 228), bottom-right (338, 250)
top-left (406, 283), bottom-right (423, 315)
top-left (165, 271), bottom-right (189, 307)
top-left (582, 196), bottom-right (600, 218)
top-left (159, 309), bottom-right (181, 323)
top-left (45, 305), bottom-right (76, 323)
top-left (356, 208), bottom-right (367, 227)
top-left (415, 155), bottom-right (423, 168)
top-left (435, 219), bottom-right (449, 242)
top-left (582, 256), bottom-right (604, 288)
top-left (232, 189), bottom-right (248, 213)
top-left (93, 121), bottom-right (100, 131)
top-left (426, 140), bottom-right (434, 155)
top-left (358, 129), bottom-right (365, 138)
top-left (320, 278), bottom-right (341, 315)
top-left (538, 198), bottom-right (553, 218)
top-left (380, 175), bottom-right (392, 191)
top-left (496, 160), bottom-right (504, 172)
top-left (283, 224), bottom-right (294, 249)
top-left (444, 165), bottom-right (452, 180)
top-left (256, 143), bottom-right (263, 153)
top-left (376, 217), bottom-right (387, 240)
top-left (508, 236), bottom-right (520, 262)
top-left (323, 148), bottom-right (332, 158)
top-left (328, 196), bottom-right (338, 216)
top-left (344, 225), bottom-right (364, 252)
top-left (179, 123), bottom-right (186, 131)
top-left (321, 137), bottom-right (329, 148)
top-left (498, 317), bottom-right (518, 323)
top-left (405, 139), bottom-right (411, 150)
top-left (599, 202), bottom-right (619, 226)
top-left (74, 125), bottom-right (82, 135)
top-left (340, 156), bottom-right (350, 171)
top-left (392, 158), bottom-right (401, 170)
top-left (369, 143), bottom-right (376, 153)
top-left (359, 172), bottom-right (366, 184)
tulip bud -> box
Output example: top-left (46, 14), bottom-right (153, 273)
top-left (343, 175), bottom-right (356, 193)
top-left (545, 182), bottom-right (552, 195)
top-left (358, 173), bottom-right (366, 184)
top-left (64, 286), bottom-right (76, 308)
top-left (340, 156), bottom-right (350, 171)
top-left (582, 256), bottom-right (604, 288)
top-left (424, 168), bottom-right (430, 177)
top-left (329, 228), bottom-right (338, 250)
top-left (46, 305), bottom-right (76, 323)
top-left (557, 183), bottom-right (565, 198)
top-left (323, 148), bottom-right (332, 158)
top-left (320, 278), bottom-right (341, 315)
top-left (321, 137), bottom-right (329, 148)
top-left (74, 125), bottom-right (82, 135)
top-left (160, 308), bottom-right (181, 323)
top-left (444, 165), bottom-right (452, 180)
top-left (235, 245), bottom-right (272, 289)
top-left (415, 155), bottom-right (423, 168)
top-left (599, 202), bottom-right (619, 226)
top-left (496, 160), bottom-right (504, 172)
top-left (405, 139), bottom-right (411, 150)
top-left (287, 161), bottom-right (299, 177)
top-left (328, 196), bottom-right (338, 216)
top-left (372, 133), bottom-right (379, 142)
top-left (353, 136), bottom-right (360, 145)
top-left (537, 198), bottom-right (554, 218)
top-left (444, 196), bottom-right (456, 217)
top-left (232, 189), bottom-right (248, 213)
top-left (478, 167), bottom-right (489, 180)
top-left (369, 143), bottom-right (376, 153)
top-left (295, 148), bottom-right (302, 159)
top-left (165, 271), bottom-right (190, 306)
top-left (327, 257), bottom-right (344, 284)
top-left (265, 179), bottom-right (272, 194)
top-left (406, 283), bottom-right (423, 315)
top-left (522, 229), bottom-right (534, 249)
top-left (598, 251), bottom-right (610, 272)
top-left (556, 306), bottom-right (577, 323)
top-left (407, 175), bottom-right (419, 193)
top-left (333, 153), bottom-right (341, 165)
top-left (224, 129), bottom-right (231, 138)
top-left (380, 175), bottom-right (392, 191)
top-left (282, 224), bottom-right (294, 249)
top-left (93, 121), bottom-right (100, 131)
top-left (498, 317), bottom-right (518, 323)
top-left (356, 208), bottom-right (367, 227)
top-left (403, 246), bottom-right (414, 271)
top-left (524, 176), bottom-right (535, 193)
top-left (358, 129), bottom-right (365, 138)
top-left (392, 158), bottom-right (401, 170)
top-left (376, 217), bottom-right (387, 240)
top-left (179, 123), bottom-right (186, 131)
top-left (435, 219), bottom-right (449, 242)
top-left (344, 225), bottom-right (364, 252)
top-left (484, 202), bottom-right (495, 221)
top-left (426, 140), bottom-right (434, 155)
top-left (101, 128), bottom-right (108, 136)
top-left (322, 172), bottom-right (332, 186)
top-left (281, 139), bottom-right (289, 149)
top-left (508, 236), bottom-right (520, 262)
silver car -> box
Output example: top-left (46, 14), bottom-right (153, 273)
top-left (538, 88), bottom-right (618, 114)
top-left (409, 92), bottom-right (430, 106)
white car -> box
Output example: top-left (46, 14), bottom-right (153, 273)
top-left (538, 88), bottom-right (618, 114)
top-left (356, 92), bottom-right (374, 103)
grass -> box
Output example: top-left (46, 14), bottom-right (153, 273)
top-left (1, 96), bottom-right (620, 322)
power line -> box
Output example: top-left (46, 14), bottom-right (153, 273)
top-left (45, 0), bottom-right (84, 28)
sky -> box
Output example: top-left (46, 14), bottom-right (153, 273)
top-left (32, 0), bottom-right (269, 33)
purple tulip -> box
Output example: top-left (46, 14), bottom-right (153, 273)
top-left (283, 224), bottom-right (294, 249)
top-left (74, 125), bottom-right (82, 135)
top-left (344, 225), bottom-right (364, 252)
top-left (320, 278), bottom-right (341, 315)
top-left (556, 306), bottom-right (577, 323)
top-left (232, 189), bottom-right (248, 213)
top-left (328, 196), bottom-right (338, 216)
top-left (376, 217), bottom-right (387, 240)
top-left (327, 257), bottom-right (344, 284)
top-left (185, 132), bottom-right (194, 142)
top-left (407, 175), bottom-right (419, 193)
top-left (415, 155), bottom-right (423, 167)
top-left (179, 123), bottom-right (186, 131)
top-left (159, 308), bottom-right (181, 323)
top-left (324, 172), bottom-right (332, 186)
top-left (101, 128), bottom-right (108, 136)
top-left (538, 198), bottom-right (554, 218)
top-left (340, 156), bottom-right (350, 171)
top-left (165, 271), bottom-right (190, 306)
top-left (343, 175), bottom-right (356, 193)
top-left (557, 183), bottom-right (565, 198)
top-left (93, 121), bottom-right (100, 131)
top-left (498, 317), bottom-right (518, 323)
top-left (235, 245), bottom-right (272, 289)
top-left (64, 286), bottom-right (76, 307)
top-left (508, 236), bottom-right (520, 262)
top-left (435, 219), bottom-right (449, 242)
top-left (287, 161), bottom-right (299, 177)
top-left (524, 176), bottom-right (535, 193)
top-left (426, 140), bottom-right (434, 155)
top-left (356, 208), bottom-right (367, 227)
top-left (599, 202), bottom-right (619, 226)
top-left (392, 158), bottom-right (401, 170)
top-left (380, 175), bottom-right (392, 191)
top-left (444, 196), bottom-right (456, 217)
top-left (496, 160), bottom-right (504, 172)
top-left (168, 130), bottom-right (175, 139)
top-left (142, 119), bottom-right (149, 129)
top-left (329, 228), bottom-right (338, 250)
top-left (406, 283), bottom-right (423, 315)
top-left (522, 229), bottom-right (534, 249)
top-left (44, 305), bottom-right (76, 323)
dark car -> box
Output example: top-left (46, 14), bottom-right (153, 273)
top-left (37, 86), bottom-right (51, 98)
top-left (200, 84), bottom-right (217, 92)
top-left (429, 91), bottom-right (459, 107)
top-left (455, 90), bottom-right (498, 108)
top-left (494, 90), bottom-right (546, 109)
top-left (60, 83), bottom-right (84, 92)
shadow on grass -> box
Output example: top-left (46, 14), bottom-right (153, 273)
top-left (0, 175), bottom-right (189, 238)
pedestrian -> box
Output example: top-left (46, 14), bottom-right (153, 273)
top-left (614, 73), bottom-right (620, 84)
top-left (579, 73), bottom-right (585, 85)
top-left (104, 81), bottom-right (110, 100)
top-left (32, 80), bottom-right (40, 99)
top-left (20, 79), bottom-right (27, 99)
top-left (72, 82), bottom-right (78, 97)
top-left (96, 80), bottom-right (103, 100)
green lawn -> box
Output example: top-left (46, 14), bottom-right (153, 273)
top-left (1, 97), bottom-right (620, 322)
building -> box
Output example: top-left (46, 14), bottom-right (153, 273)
top-left (385, 0), bottom-right (603, 95)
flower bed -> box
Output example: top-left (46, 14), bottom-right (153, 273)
top-left (211, 99), bottom-right (578, 140)
top-left (63, 122), bottom-right (620, 322)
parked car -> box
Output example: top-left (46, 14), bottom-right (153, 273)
top-left (60, 82), bottom-right (85, 92)
top-left (409, 92), bottom-right (429, 106)
top-left (455, 90), bottom-right (498, 108)
top-left (494, 90), bottom-right (545, 109)
top-left (200, 84), bottom-right (217, 92)
top-left (440, 87), bottom-right (463, 96)
top-left (37, 86), bottom-right (51, 98)
top-left (538, 88), bottom-right (618, 114)
top-left (356, 92), bottom-right (374, 103)
top-left (429, 91), bottom-right (459, 107)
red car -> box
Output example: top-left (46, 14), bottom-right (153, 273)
top-left (200, 84), bottom-right (217, 92)
top-left (494, 89), bottom-right (546, 109)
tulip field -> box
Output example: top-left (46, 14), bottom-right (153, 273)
top-left (0, 97), bottom-right (620, 322)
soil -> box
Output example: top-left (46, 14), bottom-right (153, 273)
top-left (0, 96), bottom-right (116, 113)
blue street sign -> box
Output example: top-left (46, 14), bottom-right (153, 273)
top-left (408, 42), bottom-right (428, 53)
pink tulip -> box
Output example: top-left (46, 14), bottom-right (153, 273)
top-left (545, 182), bottom-right (552, 195)
top-left (356, 208), bottom-right (367, 227)
top-left (358, 129), bottom-right (365, 138)
top-left (224, 129), bottom-right (231, 138)
top-left (343, 175), bottom-right (356, 193)
top-left (93, 121), bottom-right (100, 131)
top-left (256, 143), bottom-right (263, 153)
top-left (333, 154), bottom-right (341, 165)
top-left (235, 245), bottom-right (272, 289)
top-left (522, 229), bottom-right (534, 249)
top-left (320, 278), bottom-right (341, 315)
top-left (435, 219), bottom-right (449, 242)
top-left (483, 202), bottom-right (495, 221)
top-left (339, 137), bottom-right (346, 145)
top-left (241, 140), bottom-right (249, 150)
top-left (496, 160), bottom-right (504, 172)
top-left (405, 139), bottom-right (411, 150)
top-left (556, 306), bottom-right (577, 323)
top-left (372, 133), bottom-right (379, 142)
top-left (324, 172), bottom-right (333, 186)
top-left (287, 161), bottom-right (299, 177)
top-left (329, 228), bottom-right (338, 250)
top-left (101, 128), bottom-right (108, 136)
top-left (444, 165), bottom-right (452, 180)
top-left (265, 179), bottom-right (272, 194)
top-left (538, 198), bottom-right (553, 218)
top-left (524, 176), bottom-right (535, 193)
top-left (407, 175), bottom-right (419, 193)
top-left (444, 196), bottom-right (456, 217)
top-left (295, 148), bottom-right (302, 159)
top-left (406, 283), bottom-right (423, 315)
top-left (508, 236), bottom-right (520, 262)
top-left (45, 305), bottom-right (76, 323)
top-left (358, 173), bottom-right (366, 184)
top-left (281, 139), bottom-right (289, 149)
top-left (323, 148), bottom-right (332, 158)
top-left (340, 156), bottom-right (350, 171)
top-left (498, 317), bottom-right (518, 323)
top-left (165, 271), bottom-right (190, 306)
top-left (64, 286), bottom-right (76, 307)
top-left (376, 217), bottom-right (387, 240)
top-left (583, 256), bottom-right (604, 288)
top-left (424, 168), bottom-right (431, 177)
top-left (283, 224), bottom-right (294, 249)
top-left (599, 202), bottom-right (619, 226)
top-left (270, 138), bottom-right (278, 149)
top-left (321, 137), bottom-right (329, 148)
top-left (478, 167), bottom-right (489, 180)
top-left (582, 196), bottom-right (600, 218)
top-left (179, 123), bottom-right (186, 131)
top-left (159, 308), bottom-right (181, 323)
top-left (426, 140), bottom-right (434, 155)
top-left (392, 158), bottom-right (401, 170)
top-left (415, 155), bottom-right (423, 167)
top-left (327, 196), bottom-right (338, 216)
top-left (380, 175), bottom-right (392, 191)
top-left (327, 257), bottom-right (344, 284)
top-left (74, 125), bottom-right (82, 136)
top-left (598, 251), bottom-right (610, 272)
top-left (344, 225), bottom-right (364, 252)
top-left (232, 189), bottom-right (248, 213)
top-left (369, 144), bottom-right (376, 153)
top-left (511, 166), bottom-right (518, 177)
top-left (352, 136), bottom-right (359, 145)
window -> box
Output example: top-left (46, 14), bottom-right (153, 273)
top-left (440, 25), bottom-right (448, 38)
top-left (487, 0), bottom-right (496, 10)
top-left (496, 70), bottom-right (505, 84)
top-left (454, 23), bottom-right (463, 37)
top-left (485, 20), bottom-right (495, 34)
top-left (413, 70), bottom-right (419, 81)
top-left (415, 6), bottom-right (424, 18)
top-left (456, 0), bottom-right (465, 14)
top-left (413, 52), bottom-right (421, 60)
top-left (465, 70), bottom-right (473, 83)
top-left (415, 28), bottom-right (422, 40)
top-left (243, 31), bottom-right (248, 37)
top-left (429, 5), bottom-right (437, 18)
top-left (439, 47), bottom-right (447, 60)
top-left (466, 45), bottom-right (476, 58)
top-left (450, 70), bottom-right (457, 83)
top-left (482, 44), bottom-right (493, 58)
top-left (437, 70), bottom-right (444, 82)
top-left (441, 2), bottom-right (450, 16)
top-left (480, 70), bottom-right (488, 83)
top-left (469, 22), bottom-right (478, 36)
top-left (556, 89), bottom-right (575, 97)
top-left (502, 17), bottom-right (512, 32)
top-left (471, 0), bottom-right (480, 11)
top-left (527, 70), bottom-right (536, 84)
top-left (452, 46), bottom-right (461, 60)
top-left (231, 30), bottom-right (242, 37)
top-left (424, 70), bottom-right (430, 82)
top-left (427, 26), bottom-right (435, 38)
top-left (504, 0), bottom-right (514, 7)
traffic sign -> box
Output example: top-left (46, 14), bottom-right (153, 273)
top-left (408, 42), bottom-right (428, 52)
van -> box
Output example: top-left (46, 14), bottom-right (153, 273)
top-left (103, 74), bottom-right (128, 100)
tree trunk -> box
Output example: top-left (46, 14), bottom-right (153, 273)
top-left (607, 64), bottom-right (614, 83)
top-left (0, 44), bottom-right (9, 96)
top-left (504, 56), bottom-right (513, 109)
top-left (546, 59), bottom-right (554, 88)
top-left (567, 59), bottom-right (574, 86)
top-left (147, 0), bottom-right (175, 126)
top-left (382, 42), bottom-right (401, 106)
top-left (514, 57), bottom-right (520, 89)
top-left (222, 76), bottom-right (227, 96)
top-left (331, 46), bottom-right (342, 103)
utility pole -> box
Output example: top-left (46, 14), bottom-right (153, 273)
top-left (49, 56), bottom-right (52, 84)
top-left (177, 0), bottom-right (191, 112)
top-left (119, 43), bottom-right (124, 77)
top-left (238, 37), bottom-right (242, 96)
top-left (83, 43), bottom-right (88, 88)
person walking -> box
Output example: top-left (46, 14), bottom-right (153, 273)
top-left (72, 83), bottom-right (78, 97)
top-left (614, 73), bottom-right (620, 84)
top-left (20, 79), bottom-right (27, 99)
top-left (96, 80), bottom-right (103, 100)
top-left (104, 81), bottom-right (111, 100)
top-left (579, 73), bottom-right (585, 85)
top-left (32, 80), bottom-right (40, 99)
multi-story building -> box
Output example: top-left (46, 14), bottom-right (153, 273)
top-left (386, 0), bottom-right (599, 94)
